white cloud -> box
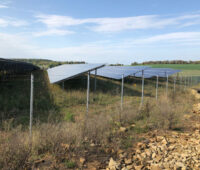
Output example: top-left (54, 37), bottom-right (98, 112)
top-left (1, 31), bottom-right (200, 63)
top-left (0, 4), bottom-right (8, 8)
top-left (132, 32), bottom-right (200, 44)
top-left (36, 14), bottom-right (86, 27)
top-left (0, 18), bottom-right (28, 27)
top-left (33, 29), bottom-right (74, 37)
top-left (35, 13), bottom-right (200, 32)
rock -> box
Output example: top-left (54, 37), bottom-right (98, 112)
top-left (156, 136), bottom-right (164, 142)
top-left (133, 165), bottom-right (143, 170)
top-left (108, 158), bottom-right (119, 170)
top-left (151, 164), bottom-right (161, 170)
top-left (161, 138), bottom-right (168, 145)
top-left (152, 153), bottom-right (156, 159)
top-left (119, 127), bottom-right (127, 133)
top-left (131, 124), bottom-right (136, 128)
top-left (137, 142), bottom-right (143, 148)
top-left (124, 158), bottom-right (132, 165)
top-left (80, 157), bottom-right (85, 165)
top-left (145, 149), bottom-right (151, 157)
top-left (155, 155), bottom-right (162, 163)
top-left (176, 162), bottom-right (185, 168)
top-left (141, 152), bottom-right (146, 158)
top-left (90, 143), bottom-right (95, 147)
top-left (168, 145), bottom-right (175, 151)
top-left (117, 149), bottom-right (124, 154)
top-left (136, 149), bottom-right (141, 154)
top-left (126, 165), bottom-right (133, 170)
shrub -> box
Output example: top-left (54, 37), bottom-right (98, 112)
top-left (0, 129), bottom-right (30, 170)
top-left (64, 112), bottom-right (75, 122)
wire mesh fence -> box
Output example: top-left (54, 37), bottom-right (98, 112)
top-left (0, 70), bottom-right (200, 130)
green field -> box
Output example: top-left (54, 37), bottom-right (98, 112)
top-left (146, 64), bottom-right (200, 76)
top-left (148, 64), bottom-right (200, 70)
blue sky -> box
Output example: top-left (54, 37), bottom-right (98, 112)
top-left (0, 0), bottom-right (200, 64)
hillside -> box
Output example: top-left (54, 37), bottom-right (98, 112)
top-left (15, 59), bottom-right (85, 69)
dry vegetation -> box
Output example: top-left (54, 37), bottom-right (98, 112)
top-left (0, 83), bottom-right (196, 169)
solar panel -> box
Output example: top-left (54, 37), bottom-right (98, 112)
top-left (134, 68), bottom-right (181, 78)
top-left (0, 58), bottom-right (39, 74)
top-left (91, 66), bottom-right (150, 80)
top-left (47, 64), bottom-right (105, 84)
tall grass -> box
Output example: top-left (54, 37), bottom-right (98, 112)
top-left (0, 70), bottom-right (198, 169)
top-left (0, 86), bottom-right (196, 169)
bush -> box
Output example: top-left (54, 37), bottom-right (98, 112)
top-left (0, 129), bottom-right (30, 170)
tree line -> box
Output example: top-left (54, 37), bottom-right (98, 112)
top-left (131, 60), bottom-right (200, 65)
top-left (15, 59), bottom-right (85, 69)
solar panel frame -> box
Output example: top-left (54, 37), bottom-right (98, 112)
top-left (91, 66), bottom-right (150, 80)
top-left (47, 63), bottom-right (105, 84)
top-left (134, 68), bottom-right (181, 78)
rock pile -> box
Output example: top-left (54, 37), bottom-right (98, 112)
top-left (107, 130), bottom-right (200, 170)
top-left (193, 103), bottom-right (200, 114)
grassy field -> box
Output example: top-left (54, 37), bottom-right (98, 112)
top-left (148, 64), bottom-right (200, 70)
top-left (0, 64), bottom-right (200, 169)
top-left (145, 64), bottom-right (200, 76)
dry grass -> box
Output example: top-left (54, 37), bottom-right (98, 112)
top-left (0, 75), bottom-right (198, 169)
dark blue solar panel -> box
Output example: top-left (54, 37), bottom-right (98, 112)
top-left (134, 68), bottom-right (181, 78)
top-left (48, 64), bottom-right (105, 83)
top-left (91, 66), bottom-right (150, 80)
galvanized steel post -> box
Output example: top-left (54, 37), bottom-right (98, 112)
top-left (166, 74), bottom-right (168, 96)
top-left (156, 75), bottom-right (159, 100)
top-left (184, 76), bottom-right (186, 90)
top-left (141, 70), bottom-right (144, 105)
top-left (29, 73), bottom-right (34, 141)
top-left (94, 69), bottom-right (97, 92)
top-left (173, 76), bottom-right (176, 93)
top-left (62, 81), bottom-right (64, 89)
top-left (121, 74), bottom-right (124, 110)
top-left (86, 72), bottom-right (90, 117)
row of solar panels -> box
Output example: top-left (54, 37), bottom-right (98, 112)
top-left (0, 58), bottom-right (39, 74)
top-left (47, 64), bottom-right (181, 84)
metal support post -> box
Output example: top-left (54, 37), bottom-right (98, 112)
top-left (29, 73), bottom-right (34, 141)
top-left (121, 74), bottom-right (124, 110)
top-left (184, 77), bottom-right (186, 90)
top-left (86, 72), bottom-right (90, 117)
top-left (156, 75), bottom-right (159, 100)
top-left (173, 76), bottom-right (176, 93)
top-left (94, 69), bottom-right (97, 92)
top-left (62, 81), bottom-right (64, 89)
top-left (166, 74), bottom-right (168, 96)
top-left (141, 70), bottom-right (144, 105)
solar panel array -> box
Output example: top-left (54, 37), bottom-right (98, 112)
top-left (47, 63), bottom-right (105, 84)
top-left (91, 66), bottom-right (150, 80)
top-left (134, 68), bottom-right (181, 78)
top-left (0, 58), bottom-right (39, 74)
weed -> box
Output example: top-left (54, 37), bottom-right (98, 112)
top-left (65, 160), bottom-right (76, 169)
top-left (64, 112), bottom-right (75, 122)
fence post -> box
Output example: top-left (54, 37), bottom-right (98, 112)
top-left (94, 69), bottom-right (97, 92)
top-left (62, 81), bottom-right (64, 89)
top-left (166, 74), bottom-right (168, 96)
top-left (86, 72), bottom-right (90, 117)
top-left (173, 76), bottom-right (176, 93)
top-left (141, 70), bottom-right (144, 106)
top-left (184, 76), bottom-right (186, 90)
top-left (121, 74), bottom-right (124, 111)
top-left (29, 73), bottom-right (34, 141)
top-left (156, 75), bottom-right (159, 100)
